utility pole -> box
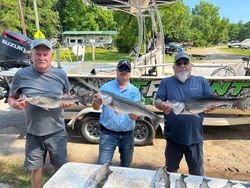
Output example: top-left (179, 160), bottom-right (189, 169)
top-left (17, 0), bottom-right (27, 35)
top-left (33, 0), bottom-right (40, 31)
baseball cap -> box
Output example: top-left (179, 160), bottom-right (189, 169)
top-left (117, 59), bottom-right (131, 72)
top-left (174, 52), bottom-right (190, 63)
top-left (31, 38), bottom-right (52, 50)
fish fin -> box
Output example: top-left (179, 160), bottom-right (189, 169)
top-left (185, 110), bottom-right (200, 117)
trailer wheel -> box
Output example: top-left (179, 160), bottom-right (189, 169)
top-left (78, 117), bottom-right (155, 146)
top-left (134, 120), bottom-right (155, 146)
top-left (79, 117), bottom-right (100, 144)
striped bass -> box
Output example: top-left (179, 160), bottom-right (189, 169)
top-left (151, 167), bottom-right (170, 188)
top-left (99, 90), bottom-right (164, 128)
top-left (21, 94), bottom-right (80, 110)
top-left (84, 161), bottom-right (113, 188)
top-left (167, 95), bottom-right (246, 115)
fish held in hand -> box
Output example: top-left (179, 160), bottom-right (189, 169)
top-left (167, 95), bottom-right (246, 116)
top-left (21, 94), bottom-right (80, 110)
top-left (98, 91), bottom-right (164, 128)
top-left (84, 161), bottom-right (113, 188)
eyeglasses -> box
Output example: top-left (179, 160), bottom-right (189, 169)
top-left (175, 61), bottom-right (190, 67)
top-left (117, 66), bottom-right (131, 73)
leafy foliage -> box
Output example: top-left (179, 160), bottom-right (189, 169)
top-left (0, 0), bottom-right (249, 50)
top-left (114, 12), bottom-right (138, 53)
top-left (56, 0), bottom-right (116, 31)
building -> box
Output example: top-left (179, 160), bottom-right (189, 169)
top-left (62, 31), bottom-right (117, 48)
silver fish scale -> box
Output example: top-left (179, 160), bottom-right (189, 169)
top-left (101, 91), bottom-right (164, 127)
top-left (151, 167), bottom-right (170, 188)
top-left (24, 95), bottom-right (79, 109)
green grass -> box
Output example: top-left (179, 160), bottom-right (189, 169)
top-left (220, 47), bottom-right (250, 57)
top-left (55, 46), bottom-right (250, 65)
top-left (0, 160), bottom-right (53, 187)
top-left (53, 47), bottom-right (132, 63)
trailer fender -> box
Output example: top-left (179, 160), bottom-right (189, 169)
top-left (67, 107), bottom-right (101, 129)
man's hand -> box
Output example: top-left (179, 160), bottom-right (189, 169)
top-left (9, 97), bottom-right (27, 110)
top-left (204, 105), bottom-right (216, 113)
top-left (161, 101), bottom-right (172, 114)
top-left (92, 92), bottom-right (103, 110)
top-left (155, 99), bottom-right (172, 114)
top-left (129, 113), bottom-right (138, 120)
top-left (60, 101), bottom-right (74, 108)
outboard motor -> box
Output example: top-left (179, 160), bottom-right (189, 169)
top-left (0, 30), bottom-right (32, 70)
top-left (0, 30), bottom-right (32, 102)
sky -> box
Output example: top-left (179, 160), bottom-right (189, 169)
top-left (183, 0), bottom-right (250, 24)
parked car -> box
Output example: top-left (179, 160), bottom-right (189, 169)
top-left (240, 38), bottom-right (250, 49)
top-left (227, 40), bottom-right (241, 48)
top-left (165, 42), bottom-right (184, 55)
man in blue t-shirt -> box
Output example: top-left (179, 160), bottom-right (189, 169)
top-left (155, 52), bottom-right (215, 175)
top-left (92, 59), bottom-right (141, 167)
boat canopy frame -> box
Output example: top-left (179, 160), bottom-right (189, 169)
top-left (82, 0), bottom-right (177, 74)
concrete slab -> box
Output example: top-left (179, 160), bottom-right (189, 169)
top-left (44, 162), bottom-right (155, 188)
top-left (44, 162), bottom-right (250, 188)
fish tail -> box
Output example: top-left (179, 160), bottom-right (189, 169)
top-left (104, 161), bottom-right (113, 175)
top-left (152, 114), bottom-right (165, 129)
top-left (234, 98), bottom-right (247, 111)
top-left (78, 93), bottom-right (94, 106)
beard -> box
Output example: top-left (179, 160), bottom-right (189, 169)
top-left (177, 71), bottom-right (190, 83)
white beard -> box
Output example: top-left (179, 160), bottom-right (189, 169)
top-left (177, 71), bottom-right (189, 83)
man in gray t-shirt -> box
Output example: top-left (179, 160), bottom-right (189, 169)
top-left (8, 38), bottom-right (73, 188)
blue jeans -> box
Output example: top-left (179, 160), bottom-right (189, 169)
top-left (98, 126), bottom-right (134, 167)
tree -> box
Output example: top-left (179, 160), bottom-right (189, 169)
top-left (113, 12), bottom-right (138, 53)
top-left (159, 1), bottom-right (191, 43)
top-left (238, 21), bottom-right (250, 41)
top-left (0, 0), bottom-right (60, 39)
top-left (57, 0), bottom-right (116, 31)
top-left (228, 23), bottom-right (240, 41)
top-left (191, 1), bottom-right (222, 46)
top-left (0, 1), bottom-right (23, 33)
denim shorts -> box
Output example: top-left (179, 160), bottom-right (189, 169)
top-left (24, 129), bottom-right (67, 171)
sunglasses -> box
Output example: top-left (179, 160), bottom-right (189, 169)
top-left (117, 66), bottom-right (131, 73)
top-left (175, 61), bottom-right (190, 67)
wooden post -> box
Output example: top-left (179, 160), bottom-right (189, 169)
top-left (56, 49), bottom-right (62, 69)
top-left (17, 0), bottom-right (27, 35)
top-left (92, 43), bottom-right (95, 63)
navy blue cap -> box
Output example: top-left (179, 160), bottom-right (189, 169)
top-left (117, 59), bottom-right (131, 70)
top-left (174, 52), bottom-right (190, 63)
top-left (31, 38), bottom-right (52, 50)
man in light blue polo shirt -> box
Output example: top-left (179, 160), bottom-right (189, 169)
top-left (92, 59), bottom-right (141, 167)
top-left (155, 52), bottom-right (215, 175)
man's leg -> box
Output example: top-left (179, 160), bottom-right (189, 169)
top-left (185, 142), bottom-right (204, 176)
top-left (119, 130), bottom-right (134, 167)
top-left (46, 130), bottom-right (68, 169)
top-left (98, 129), bottom-right (118, 164)
top-left (31, 168), bottom-right (43, 188)
top-left (165, 140), bottom-right (184, 172)
top-left (24, 134), bottom-right (46, 187)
